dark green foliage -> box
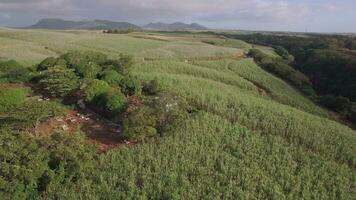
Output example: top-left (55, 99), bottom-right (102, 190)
top-left (0, 128), bottom-right (48, 200)
top-left (317, 95), bottom-right (352, 113)
top-left (300, 49), bottom-right (356, 101)
top-left (0, 88), bottom-right (26, 112)
top-left (1, 100), bottom-right (68, 130)
top-left (274, 45), bottom-right (294, 63)
top-left (84, 79), bottom-right (110, 102)
top-left (120, 75), bottom-right (142, 96)
top-left (0, 60), bottom-right (30, 83)
top-left (75, 62), bottom-right (101, 79)
top-left (0, 128), bottom-right (96, 199)
top-left (103, 29), bottom-right (135, 34)
top-left (348, 104), bottom-right (356, 124)
top-left (100, 69), bottom-right (124, 85)
top-left (37, 57), bottom-right (57, 71)
top-left (249, 49), bottom-right (314, 96)
top-left (39, 66), bottom-right (80, 97)
top-left (122, 106), bottom-right (157, 141)
top-left (95, 88), bottom-right (128, 115)
top-left (60, 51), bottom-right (108, 68)
top-left (143, 78), bottom-right (161, 95)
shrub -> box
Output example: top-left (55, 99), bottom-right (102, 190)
top-left (143, 78), bottom-right (161, 95)
top-left (2, 100), bottom-right (68, 130)
top-left (37, 57), bottom-right (57, 71)
top-left (0, 60), bottom-right (30, 83)
top-left (100, 69), bottom-right (124, 85)
top-left (347, 104), bottom-right (356, 124)
top-left (317, 95), bottom-right (351, 113)
top-left (75, 62), bottom-right (101, 79)
top-left (122, 106), bottom-right (157, 141)
top-left (95, 88), bottom-right (128, 115)
top-left (150, 92), bottom-right (188, 134)
top-left (60, 51), bottom-right (108, 68)
top-left (84, 79), bottom-right (110, 102)
top-left (39, 66), bottom-right (80, 97)
top-left (120, 75), bottom-right (142, 96)
top-left (0, 88), bottom-right (26, 112)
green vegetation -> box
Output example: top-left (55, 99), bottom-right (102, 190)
top-left (0, 30), bottom-right (355, 199)
top-left (39, 66), bottom-right (80, 97)
top-left (248, 48), bottom-right (315, 96)
top-left (0, 60), bottom-right (30, 83)
top-left (223, 32), bottom-right (356, 125)
top-left (0, 88), bottom-right (26, 112)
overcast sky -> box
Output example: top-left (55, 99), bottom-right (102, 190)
top-left (0, 0), bottom-right (355, 32)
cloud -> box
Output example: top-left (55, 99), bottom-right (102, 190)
top-left (0, 0), bottom-right (354, 32)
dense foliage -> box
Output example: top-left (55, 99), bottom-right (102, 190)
top-left (0, 88), bottom-right (27, 112)
top-left (0, 60), bottom-right (30, 83)
top-left (224, 32), bottom-right (356, 125)
top-left (248, 49), bottom-right (315, 96)
top-left (39, 66), bottom-right (80, 97)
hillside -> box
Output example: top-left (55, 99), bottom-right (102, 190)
top-left (27, 18), bottom-right (140, 30)
top-left (0, 29), bottom-right (355, 199)
top-left (143, 22), bottom-right (207, 30)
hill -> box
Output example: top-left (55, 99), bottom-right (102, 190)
top-left (27, 18), bottom-right (140, 30)
top-left (0, 29), bottom-right (355, 199)
top-left (143, 22), bottom-right (207, 30)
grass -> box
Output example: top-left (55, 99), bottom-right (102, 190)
top-left (202, 37), bottom-right (278, 56)
top-left (0, 29), bottom-right (241, 66)
top-left (0, 28), bottom-right (355, 199)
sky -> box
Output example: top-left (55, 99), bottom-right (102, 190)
top-left (0, 0), bottom-right (355, 32)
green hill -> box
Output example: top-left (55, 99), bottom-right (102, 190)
top-left (0, 29), bottom-right (355, 199)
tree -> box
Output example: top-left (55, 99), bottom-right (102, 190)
top-left (0, 60), bottom-right (30, 83)
top-left (122, 106), bottom-right (157, 141)
top-left (100, 69), bottom-right (124, 85)
top-left (39, 66), bottom-right (80, 97)
top-left (84, 79), bottom-right (110, 102)
top-left (37, 57), bottom-right (57, 71)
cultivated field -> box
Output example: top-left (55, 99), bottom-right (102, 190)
top-left (0, 28), bottom-right (355, 199)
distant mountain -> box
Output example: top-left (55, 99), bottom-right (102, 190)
top-left (143, 22), bottom-right (207, 30)
top-left (27, 18), bottom-right (140, 30)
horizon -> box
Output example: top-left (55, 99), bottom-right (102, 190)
top-left (0, 0), bottom-right (356, 33)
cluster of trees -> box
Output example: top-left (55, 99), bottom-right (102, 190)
top-left (0, 51), bottom-right (188, 198)
top-left (248, 49), bottom-right (315, 96)
top-left (103, 29), bottom-right (135, 34)
top-left (225, 32), bottom-right (356, 125)
top-left (0, 51), bottom-right (188, 142)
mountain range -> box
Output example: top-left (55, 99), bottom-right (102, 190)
top-left (27, 18), bottom-right (208, 31)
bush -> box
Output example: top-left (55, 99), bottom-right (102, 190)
top-left (143, 78), bottom-right (161, 95)
top-left (100, 69), bottom-right (124, 85)
top-left (0, 60), bottom-right (30, 83)
top-left (317, 95), bottom-right (351, 113)
top-left (122, 106), bottom-right (157, 141)
top-left (0, 128), bottom-right (95, 199)
top-left (0, 88), bottom-right (26, 112)
top-left (39, 66), bottom-right (80, 97)
top-left (60, 51), bottom-right (108, 68)
top-left (84, 79), bottom-right (110, 102)
top-left (95, 88), bottom-right (128, 115)
top-left (120, 75), bottom-right (142, 96)
top-left (348, 104), bottom-right (356, 124)
top-left (37, 57), bottom-right (57, 71)
top-left (150, 92), bottom-right (188, 133)
top-left (2, 100), bottom-right (68, 130)
top-left (75, 62), bottom-right (101, 79)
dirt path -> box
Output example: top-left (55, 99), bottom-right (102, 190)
top-left (35, 108), bottom-right (133, 152)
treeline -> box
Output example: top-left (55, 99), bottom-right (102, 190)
top-left (223, 33), bottom-right (356, 125)
top-left (103, 29), bottom-right (136, 34)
